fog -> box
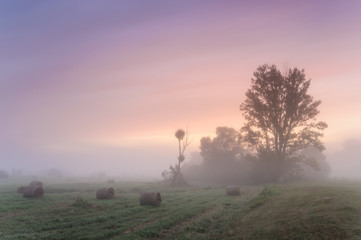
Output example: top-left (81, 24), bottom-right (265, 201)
top-left (1, 1), bottom-right (361, 183)
top-left (327, 139), bottom-right (361, 180)
top-left (2, 136), bottom-right (361, 184)
top-left (0, 141), bottom-right (178, 180)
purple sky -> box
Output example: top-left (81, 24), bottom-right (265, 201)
top-left (1, 0), bottom-right (361, 178)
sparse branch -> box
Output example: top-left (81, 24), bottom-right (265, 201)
top-left (181, 128), bottom-right (191, 155)
top-left (167, 128), bottom-right (191, 186)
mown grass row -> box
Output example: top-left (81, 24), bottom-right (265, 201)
top-left (0, 181), bottom-right (262, 240)
top-left (5, 180), bottom-right (361, 240)
top-left (227, 183), bottom-right (361, 240)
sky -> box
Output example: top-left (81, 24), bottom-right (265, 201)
top-left (1, 0), bottom-right (361, 179)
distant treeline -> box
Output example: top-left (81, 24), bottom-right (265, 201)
top-left (182, 127), bottom-right (330, 185)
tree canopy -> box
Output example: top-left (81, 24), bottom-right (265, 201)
top-left (240, 64), bottom-right (327, 182)
top-left (186, 126), bottom-right (250, 185)
top-left (200, 127), bottom-right (242, 165)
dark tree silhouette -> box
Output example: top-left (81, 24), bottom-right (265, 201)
top-left (240, 64), bottom-right (327, 182)
top-left (192, 127), bottom-right (251, 184)
top-left (200, 127), bottom-right (242, 165)
top-left (165, 128), bottom-right (189, 186)
top-left (298, 147), bottom-right (330, 181)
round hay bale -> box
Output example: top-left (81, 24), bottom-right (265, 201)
top-left (23, 186), bottom-right (44, 198)
top-left (139, 192), bottom-right (162, 206)
top-left (226, 185), bottom-right (240, 195)
top-left (30, 180), bottom-right (43, 188)
top-left (17, 186), bottom-right (27, 194)
top-left (96, 187), bottom-right (115, 199)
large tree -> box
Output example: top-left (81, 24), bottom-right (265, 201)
top-left (240, 64), bottom-right (327, 182)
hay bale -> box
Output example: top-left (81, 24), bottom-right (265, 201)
top-left (23, 186), bottom-right (44, 198)
top-left (30, 180), bottom-right (43, 188)
top-left (139, 192), bottom-right (162, 206)
top-left (96, 187), bottom-right (115, 199)
top-left (17, 186), bottom-right (27, 194)
top-left (226, 185), bottom-right (240, 195)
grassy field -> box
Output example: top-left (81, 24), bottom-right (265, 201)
top-left (1, 178), bottom-right (361, 239)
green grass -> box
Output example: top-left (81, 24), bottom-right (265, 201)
top-left (226, 182), bottom-right (361, 240)
top-left (2, 179), bottom-right (361, 239)
top-left (0, 180), bottom-right (261, 240)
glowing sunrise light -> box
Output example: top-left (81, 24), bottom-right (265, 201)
top-left (1, 0), bottom-right (361, 178)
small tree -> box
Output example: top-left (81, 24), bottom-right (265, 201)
top-left (240, 64), bottom-right (327, 182)
top-left (164, 129), bottom-right (190, 186)
top-left (197, 127), bottom-right (250, 184)
top-left (200, 127), bottom-right (242, 165)
top-left (298, 147), bottom-right (330, 181)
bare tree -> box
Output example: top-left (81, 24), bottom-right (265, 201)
top-left (163, 128), bottom-right (190, 186)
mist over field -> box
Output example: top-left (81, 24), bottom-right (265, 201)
top-left (326, 139), bottom-right (361, 179)
top-left (2, 2), bottom-right (361, 240)
top-left (1, 141), bottom-right (176, 179)
top-left (2, 131), bottom-right (361, 182)
top-left (1, 1), bottom-right (361, 183)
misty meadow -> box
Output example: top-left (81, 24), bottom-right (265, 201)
top-left (2, 1), bottom-right (361, 239)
